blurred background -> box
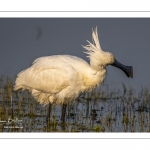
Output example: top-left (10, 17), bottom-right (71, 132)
top-left (0, 18), bottom-right (149, 91)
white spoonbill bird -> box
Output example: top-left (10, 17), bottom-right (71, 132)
top-left (14, 27), bottom-right (133, 122)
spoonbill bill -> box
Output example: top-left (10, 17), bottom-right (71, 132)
top-left (14, 27), bottom-right (133, 122)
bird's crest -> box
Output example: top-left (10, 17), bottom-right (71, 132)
top-left (82, 27), bottom-right (102, 59)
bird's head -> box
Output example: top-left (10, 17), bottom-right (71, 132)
top-left (98, 51), bottom-right (115, 66)
top-left (83, 27), bottom-right (133, 78)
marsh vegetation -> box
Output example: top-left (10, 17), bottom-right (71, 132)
top-left (0, 76), bottom-right (150, 132)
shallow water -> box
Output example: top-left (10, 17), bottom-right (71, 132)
top-left (0, 80), bottom-right (150, 132)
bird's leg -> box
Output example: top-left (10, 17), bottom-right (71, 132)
top-left (61, 103), bottom-right (67, 122)
top-left (46, 103), bottom-right (52, 124)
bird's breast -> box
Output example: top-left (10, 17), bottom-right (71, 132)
top-left (82, 68), bottom-right (106, 91)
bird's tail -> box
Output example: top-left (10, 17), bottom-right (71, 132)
top-left (13, 69), bottom-right (27, 91)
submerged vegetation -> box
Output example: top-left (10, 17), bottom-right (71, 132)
top-left (0, 76), bottom-right (150, 132)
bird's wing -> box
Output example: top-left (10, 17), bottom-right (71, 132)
top-left (14, 56), bottom-right (81, 94)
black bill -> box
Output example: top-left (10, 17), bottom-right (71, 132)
top-left (111, 59), bottom-right (133, 78)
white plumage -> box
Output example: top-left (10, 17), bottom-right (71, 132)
top-left (14, 27), bottom-right (130, 106)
